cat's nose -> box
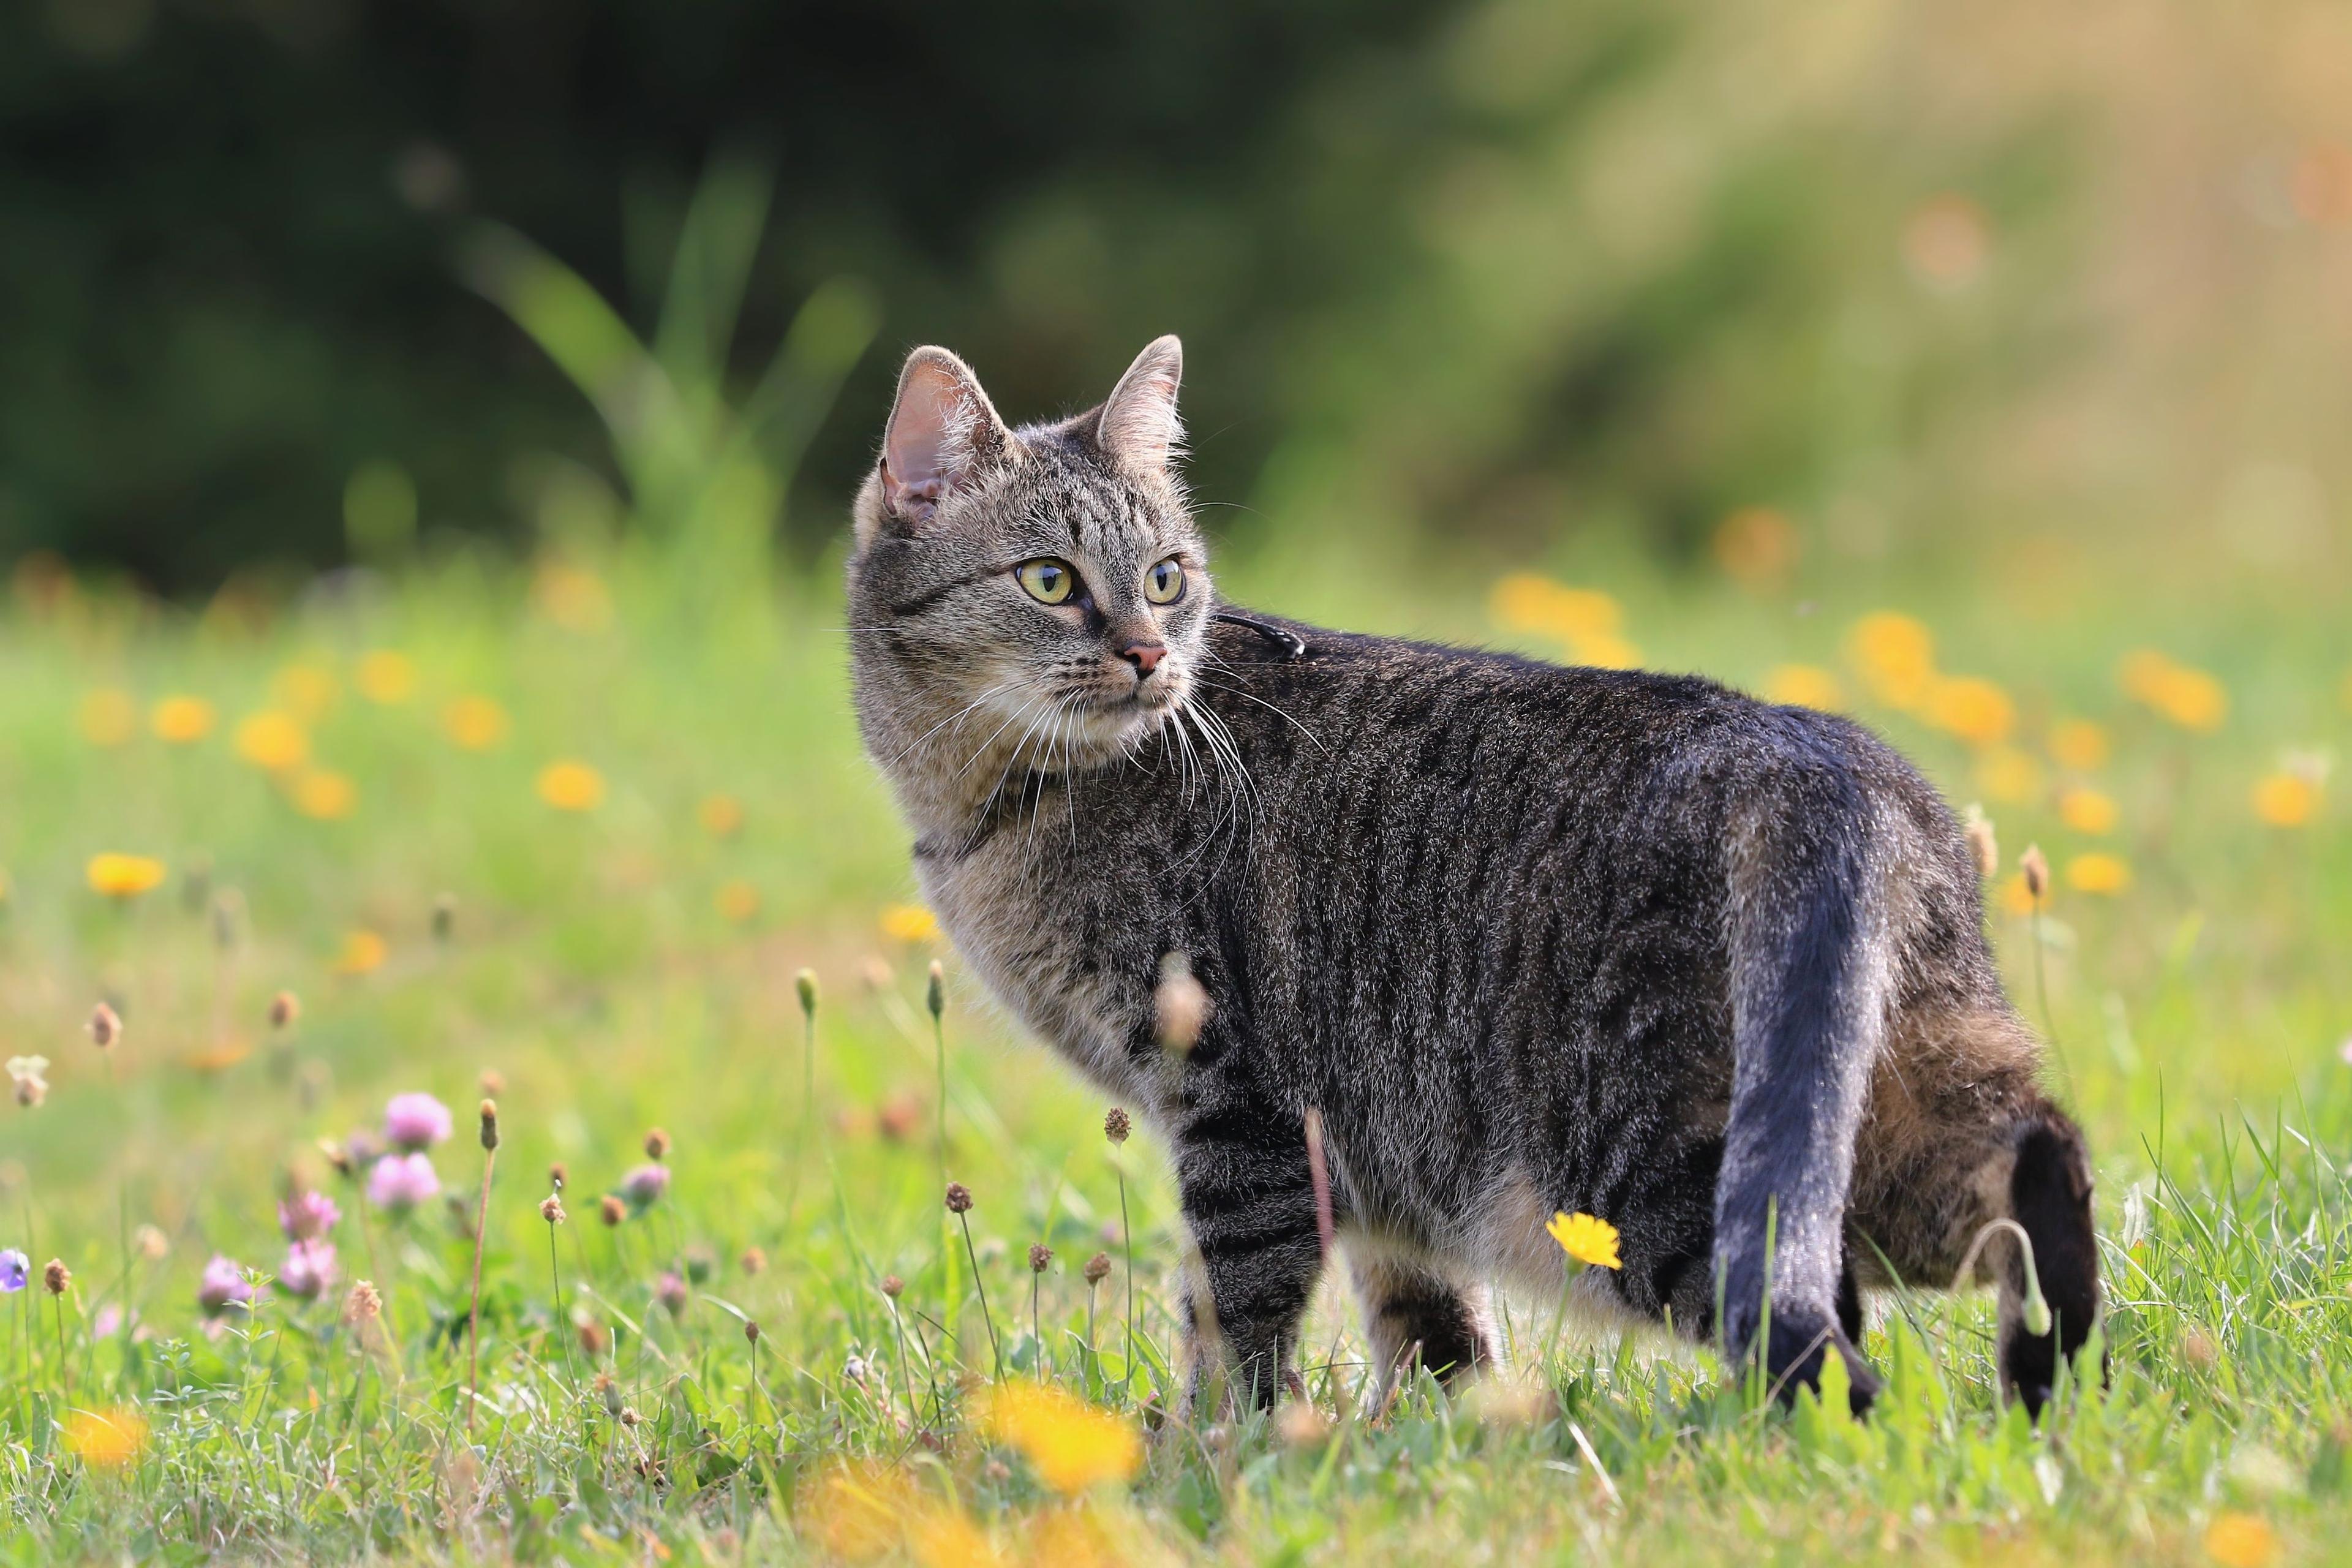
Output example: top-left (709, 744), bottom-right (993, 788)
top-left (1119, 639), bottom-right (1167, 677)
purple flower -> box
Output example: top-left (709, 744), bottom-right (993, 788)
top-left (368, 1152), bottom-right (442, 1212)
top-left (279, 1240), bottom-right (336, 1300)
top-left (383, 1091), bottom-right (453, 1152)
top-left (198, 1254), bottom-right (255, 1316)
top-left (620, 1163), bottom-right (671, 1210)
top-left (279, 1189), bottom-right (341, 1242)
top-left (655, 1270), bottom-right (689, 1315)
top-left (0, 1248), bottom-right (28, 1294)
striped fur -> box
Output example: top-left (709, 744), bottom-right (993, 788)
top-left (847, 340), bottom-right (2100, 1417)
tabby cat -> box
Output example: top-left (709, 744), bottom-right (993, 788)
top-left (846, 336), bottom-right (2100, 1415)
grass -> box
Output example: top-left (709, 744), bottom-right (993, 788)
top-left (0, 535), bottom-right (2347, 1566)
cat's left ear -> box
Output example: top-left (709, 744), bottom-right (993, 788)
top-left (1096, 335), bottom-right (1185, 472)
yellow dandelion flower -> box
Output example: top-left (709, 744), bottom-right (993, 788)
top-left (79, 687), bottom-right (138, 747)
top-left (354, 650), bottom-right (417, 704)
top-left (1845, 612), bottom-right (1936, 709)
top-left (880, 903), bottom-right (940, 943)
top-left (234, 710), bottom-right (309, 772)
top-left (62, 1406), bottom-right (148, 1468)
top-left (1546, 1210), bottom-right (1622, 1270)
top-left (1713, 507), bottom-right (1800, 587)
top-left (796, 1461), bottom-right (922, 1562)
top-left (537, 760), bottom-right (605, 812)
top-left (2067, 853), bottom-right (2130, 896)
top-left (1996, 871), bottom-right (2038, 919)
top-left (2204, 1512), bottom-right (2278, 1568)
top-left (150, 695), bottom-right (216, 744)
top-left (1973, 745), bottom-right (2044, 805)
top-left (1021, 1506), bottom-right (1126, 1568)
top-left (86, 853), bottom-right (166, 899)
top-left (2120, 649), bottom-right (2226, 732)
top-left (715, 880), bottom-right (761, 923)
top-left (978, 1384), bottom-right (1144, 1494)
top-left (271, 663), bottom-right (339, 722)
top-left (1574, 633), bottom-right (1643, 669)
top-left (1923, 675), bottom-right (2014, 748)
top-left (2046, 718), bottom-right (2109, 772)
top-left (289, 769), bottom-right (358, 821)
top-left (2252, 772), bottom-right (2320, 827)
top-left (1761, 665), bottom-right (1845, 711)
top-left (442, 695), bottom-right (510, 750)
top-left (908, 1508), bottom-right (1006, 1568)
top-left (699, 793), bottom-right (745, 837)
top-left (2057, 787), bottom-right (2118, 835)
top-left (332, 930), bottom-right (388, 976)
top-left (1490, 573), bottom-right (1623, 643)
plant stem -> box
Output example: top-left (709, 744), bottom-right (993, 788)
top-left (958, 1212), bottom-right (1001, 1381)
top-left (1117, 1164), bottom-right (1135, 1392)
top-left (467, 1144), bottom-right (497, 1434)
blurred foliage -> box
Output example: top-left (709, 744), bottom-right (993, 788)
top-left (4, 0), bottom-right (2351, 595)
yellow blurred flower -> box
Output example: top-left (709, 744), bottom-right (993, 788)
top-left (235, 710), bottom-right (309, 772)
top-left (332, 930), bottom-right (388, 976)
top-left (271, 663), bottom-right (339, 722)
top-left (908, 1508), bottom-right (1006, 1568)
top-left (290, 769), bottom-right (358, 821)
top-left (1760, 665), bottom-right (1844, 711)
top-left (880, 903), bottom-right (940, 943)
top-left (2120, 649), bottom-right (2226, 733)
top-left (715, 880), bottom-right (761, 922)
top-left (79, 687), bottom-right (138, 747)
top-left (1490, 574), bottom-right (1638, 667)
top-left (1996, 871), bottom-right (2038, 918)
top-left (86, 853), bottom-right (166, 899)
top-left (1546, 1210), bottom-right (1622, 1270)
top-left (2067, 853), bottom-right (2131, 895)
top-left (442, 695), bottom-right (510, 751)
top-left (537, 760), bottom-right (605, 812)
top-left (532, 562), bottom-right (612, 632)
top-left (2058, 787), bottom-right (2118, 835)
top-left (699, 793), bottom-right (745, 838)
top-left (978, 1384), bottom-right (1144, 1494)
top-left (354, 650), bottom-right (417, 704)
top-left (2204, 1512), bottom-right (2278, 1568)
top-left (150, 695), bottom-right (216, 744)
top-left (2046, 718), bottom-right (2110, 772)
top-left (1020, 1507), bottom-right (1128, 1568)
top-left (1973, 745), bottom-right (2044, 805)
top-left (1713, 507), bottom-right (1799, 587)
top-left (1845, 612), bottom-right (1936, 709)
top-left (796, 1461), bottom-right (923, 1562)
top-left (61, 1406), bottom-right (148, 1468)
top-left (1924, 675), bottom-right (2015, 747)
top-left (2251, 772), bottom-right (2320, 827)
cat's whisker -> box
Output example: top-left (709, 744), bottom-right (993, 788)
top-left (1192, 677), bottom-right (1329, 756)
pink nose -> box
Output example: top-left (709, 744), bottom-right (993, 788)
top-left (1120, 640), bottom-right (1167, 677)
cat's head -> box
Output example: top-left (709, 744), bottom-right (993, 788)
top-left (847, 336), bottom-right (1210, 790)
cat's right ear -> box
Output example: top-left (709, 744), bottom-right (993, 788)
top-left (877, 347), bottom-right (1010, 529)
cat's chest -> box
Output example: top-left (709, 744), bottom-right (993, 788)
top-left (915, 833), bottom-right (1158, 1101)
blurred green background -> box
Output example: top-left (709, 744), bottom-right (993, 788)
top-left (10, 0), bottom-right (2352, 597)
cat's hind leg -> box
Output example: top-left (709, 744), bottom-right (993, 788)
top-left (1349, 1248), bottom-right (1496, 1401)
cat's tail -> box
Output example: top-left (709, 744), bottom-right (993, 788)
top-left (1711, 730), bottom-right (1896, 1412)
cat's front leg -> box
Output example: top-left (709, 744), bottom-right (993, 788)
top-left (1171, 1066), bottom-right (1324, 1411)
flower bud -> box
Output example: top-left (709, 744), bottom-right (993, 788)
top-left (478, 1099), bottom-right (499, 1152)
top-left (926, 960), bottom-right (946, 1020)
top-left (795, 968), bottom-right (818, 1020)
top-left (944, 1182), bottom-right (973, 1215)
top-left (1104, 1107), bottom-right (1131, 1146)
top-left (88, 1002), bottom-right (121, 1050)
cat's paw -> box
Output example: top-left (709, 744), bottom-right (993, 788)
top-left (1758, 1313), bottom-right (1882, 1417)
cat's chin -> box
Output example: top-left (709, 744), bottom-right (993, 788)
top-left (1058, 687), bottom-right (1185, 766)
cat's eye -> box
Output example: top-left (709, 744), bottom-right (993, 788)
top-left (1016, 558), bottom-right (1077, 605)
top-left (1144, 557), bottom-right (1186, 605)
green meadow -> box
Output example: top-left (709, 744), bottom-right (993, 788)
top-left (1, 531), bottom-right (2348, 1566)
